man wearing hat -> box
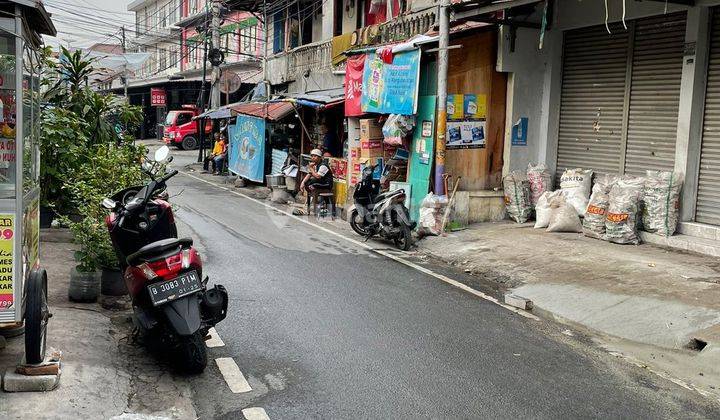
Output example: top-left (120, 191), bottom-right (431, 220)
top-left (300, 148), bottom-right (334, 194)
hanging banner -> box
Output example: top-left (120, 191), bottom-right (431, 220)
top-left (361, 49), bottom-right (421, 115)
top-left (344, 54), bottom-right (366, 116)
top-left (228, 115), bottom-right (266, 182)
top-left (0, 214), bottom-right (14, 311)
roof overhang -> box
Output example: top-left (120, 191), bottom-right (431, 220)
top-left (451, 0), bottom-right (542, 21)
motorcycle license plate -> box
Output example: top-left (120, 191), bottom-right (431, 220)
top-left (147, 271), bottom-right (202, 306)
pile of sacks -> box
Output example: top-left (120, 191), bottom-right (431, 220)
top-left (503, 165), bottom-right (684, 245)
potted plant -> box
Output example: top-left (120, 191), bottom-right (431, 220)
top-left (67, 217), bottom-right (102, 303)
top-left (97, 234), bottom-right (127, 296)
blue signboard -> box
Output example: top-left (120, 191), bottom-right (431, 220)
top-left (361, 49), bottom-right (421, 115)
top-left (228, 115), bottom-right (266, 182)
top-left (511, 117), bottom-right (528, 146)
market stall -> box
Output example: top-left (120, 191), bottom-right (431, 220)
top-left (0, 1), bottom-right (56, 368)
top-left (344, 43), bottom-right (428, 219)
top-left (226, 101), bottom-right (298, 183)
top-left (277, 90), bottom-right (348, 208)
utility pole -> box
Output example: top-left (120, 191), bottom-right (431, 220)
top-left (210, 0), bottom-right (221, 109)
top-left (197, 22), bottom-right (210, 163)
top-left (434, 0), bottom-right (450, 195)
top-left (121, 26), bottom-right (128, 100)
top-left (262, 0), bottom-right (268, 85)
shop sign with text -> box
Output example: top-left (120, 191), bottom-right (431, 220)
top-left (229, 115), bottom-right (266, 182)
top-left (361, 49), bottom-right (420, 115)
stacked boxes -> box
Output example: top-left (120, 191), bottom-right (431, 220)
top-left (351, 118), bottom-right (385, 185)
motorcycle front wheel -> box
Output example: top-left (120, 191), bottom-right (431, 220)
top-left (394, 224), bottom-right (412, 251)
top-left (349, 209), bottom-right (368, 236)
top-left (175, 331), bottom-right (208, 374)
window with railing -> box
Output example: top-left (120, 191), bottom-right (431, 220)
top-left (241, 25), bottom-right (257, 55)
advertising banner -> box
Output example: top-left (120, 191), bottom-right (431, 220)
top-left (446, 120), bottom-right (486, 149)
top-left (229, 115), bottom-right (266, 182)
top-left (0, 214), bottom-right (14, 310)
top-left (361, 49), bottom-right (421, 115)
top-left (344, 54), bottom-right (365, 116)
top-left (150, 88), bottom-right (167, 106)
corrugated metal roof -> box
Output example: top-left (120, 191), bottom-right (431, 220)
top-left (229, 102), bottom-right (295, 121)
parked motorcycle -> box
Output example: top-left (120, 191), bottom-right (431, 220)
top-left (102, 146), bottom-right (228, 373)
top-left (350, 165), bottom-right (415, 250)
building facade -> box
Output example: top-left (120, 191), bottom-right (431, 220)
top-left (485, 1), bottom-right (720, 240)
top-left (122, 0), bottom-right (262, 138)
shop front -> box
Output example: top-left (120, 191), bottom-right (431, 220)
top-left (344, 44), bottom-right (426, 219)
top-left (278, 89), bottom-right (349, 209)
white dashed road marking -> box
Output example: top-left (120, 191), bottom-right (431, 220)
top-left (179, 170), bottom-right (540, 321)
top-left (205, 327), bottom-right (225, 348)
top-left (215, 357), bottom-right (252, 393)
top-left (242, 407), bottom-right (271, 420)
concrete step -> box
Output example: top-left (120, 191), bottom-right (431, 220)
top-left (640, 231), bottom-right (720, 257)
top-left (678, 222), bottom-right (720, 241)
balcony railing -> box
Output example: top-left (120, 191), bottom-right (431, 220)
top-left (380, 10), bottom-right (437, 43)
top-left (267, 39), bottom-right (334, 84)
top-left (287, 39), bottom-right (333, 78)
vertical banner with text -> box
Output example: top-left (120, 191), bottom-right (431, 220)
top-left (344, 54), bottom-right (366, 116)
top-left (0, 214), bottom-right (14, 311)
top-left (228, 115), bottom-right (266, 182)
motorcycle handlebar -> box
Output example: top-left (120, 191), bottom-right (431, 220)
top-left (160, 170), bottom-right (178, 183)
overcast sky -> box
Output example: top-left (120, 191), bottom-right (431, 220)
top-left (43, 0), bottom-right (136, 49)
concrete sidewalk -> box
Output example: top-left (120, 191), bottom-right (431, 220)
top-left (417, 222), bottom-right (720, 399)
top-left (0, 232), bottom-right (198, 419)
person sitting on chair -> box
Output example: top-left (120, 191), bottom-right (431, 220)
top-left (300, 149), bottom-right (333, 193)
top-left (212, 136), bottom-right (228, 175)
top-left (203, 133), bottom-right (224, 173)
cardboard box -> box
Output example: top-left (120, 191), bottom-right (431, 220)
top-left (360, 118), bottom-right (383, 140)
top-left (360, 139), bottom-right (383, 158)
top-left (350, 147), bottom-right (361, 159)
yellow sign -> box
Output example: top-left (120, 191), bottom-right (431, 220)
top-left (0, 214), bottom-right (14, 311)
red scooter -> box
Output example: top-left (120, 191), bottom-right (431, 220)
top-left (102, 146), bottom-right (227, 373)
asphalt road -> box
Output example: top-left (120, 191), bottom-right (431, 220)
top-left (157, 143), bottom-right (718, 419)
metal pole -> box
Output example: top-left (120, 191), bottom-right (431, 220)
top-left (262, 0), bottom-right (268, 82)
top-left (210, 0), bottom-right (221, 109)
top-left (121, 26), bottom-right (128, 100)
top-left (197, 24), bottom-right (210, 163)
top-left (434, 0), bottom-right (450, 195)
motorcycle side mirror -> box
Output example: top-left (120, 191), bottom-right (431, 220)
top-left (101, 198), bottom-right (118, 210)
top-left (154, 145), bottom-right (170, 162)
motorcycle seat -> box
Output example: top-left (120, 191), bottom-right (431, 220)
top-left (127, 237), bottom-right (193, 266)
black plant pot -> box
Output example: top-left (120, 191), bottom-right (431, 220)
top-left (68, 267), bottom-right (101, 303)
top-left (101, 266), bottom-right (128, 296)
top-left (40, 205), bottom-right (57, 228)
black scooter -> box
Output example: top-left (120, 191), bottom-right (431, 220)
top-left (102, 146), bottom-right (228, 373)
top-left (350, 165), bottom-right (415, 250)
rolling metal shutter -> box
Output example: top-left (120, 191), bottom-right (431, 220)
top-left (557, 24), bottom-right (628, 178)
top-left (697, 11), bottom-right (720, 225)
top-left (557, 14), bottom-right (686, 180)
top-left (624, 13), bottom-right (686, 175)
